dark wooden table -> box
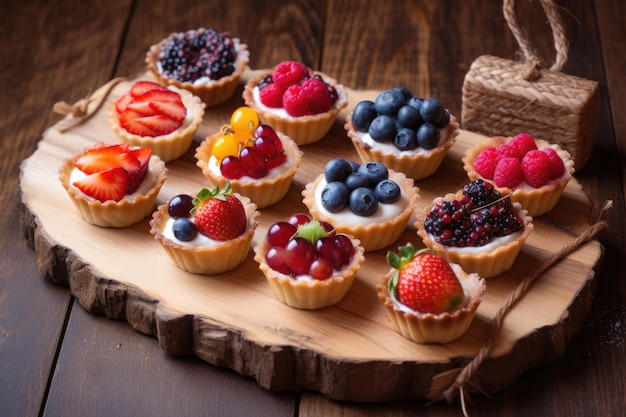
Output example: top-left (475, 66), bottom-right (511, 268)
top-left (2, 1), bottom-right (625, 416)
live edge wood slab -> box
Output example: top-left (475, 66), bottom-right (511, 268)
top-left (19, 70), bottom-right (604, 402)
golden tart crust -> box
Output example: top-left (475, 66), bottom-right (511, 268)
top-left (345, 112), bottom-right (459, 180)
top-left (242, 71), bottom-right (348, 146)
top-left (107, 85), bottom-right (205, 163)
top-left (59, 155), bottom-right (167, 228)
top-left (254, 236), bottom-right (365, 310)
top-left (195, 131), bottom-right (303, 209)
top-left (462, 136), bottom-right (575, 216)
top-left (416, 190), bottom-right (534, 278)
top-left (377, 264), bottom-right (486, 344)
top-left (145, 29), bottom-right (249, 107)
top-left (302, 169), bottom-right (419, 252)
top-left (150, 193), bottom-right (259, 275)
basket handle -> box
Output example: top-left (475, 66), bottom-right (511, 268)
top-left (503, 0), bottom-right (569, 80)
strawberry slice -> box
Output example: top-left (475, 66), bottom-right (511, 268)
top-left (73, 167), bottom-right (129, 203)
top-left (126, 100), bottom-right (161, 117)
top-left (127, 147), bottom-right (152, 193)
top-left (149, 99), bottom-right (186, 122)
top-left (115, 92), bottom-right (134, 114)
top-left (120, 110), bottom-right (159, 136)
top-left (130, 81), bottom-right (169, 97)
top-left (74, 143), bottom-right (134, 174)
top-left (133, 89), bottom-right (182, 104)
top-left (133, 114), bottom-right (182, 137)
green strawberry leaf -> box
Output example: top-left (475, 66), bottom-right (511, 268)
top-left (192, 182), bottom-right (233, 211)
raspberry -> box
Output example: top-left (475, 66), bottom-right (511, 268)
top-left (283, 78), bottom-right (332, 117)
top-left (541, 148), bottom-right (565, 179)
top-left (259, 82), bottom-right (285, 108)
top-left (505, 133), bottom-right (537, 159)
top-left (473, 146), bottom-right (500, 179)
top-left (521, 150), bottom-right (552, 188)
top-left (272, 61), bottom-right (310, 89)
top-left (493, 157), bottom-right (524, 188)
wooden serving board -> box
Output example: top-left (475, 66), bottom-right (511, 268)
top-left (19, 71), bottom-right (604, 402)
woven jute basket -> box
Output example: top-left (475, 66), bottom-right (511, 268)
top-left (461, 0), bottom-right (599, 168)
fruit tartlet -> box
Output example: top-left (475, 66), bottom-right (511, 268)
top-left (195, 106), bottom-right (303, 208)
top-left (345, 88), bottom-right (459, 180)
top-left (254, 213), bottom-right (365, 309)
top-left (302, 158), bottom-right (419, 252)
top-left (59, 143), bottom-right (167, 228)
top-left (145, 28), bottom-right (249, 107)
top-left (242, 60), bottom-right (348, 145)
top-left (462, 133), bottom-right (575, 216)
top-left (416, 179), bottom-right (533, 278)
top-left (108, 80), bottom-right (205, 162)
top-left (150, 183), bottom-right (260, 275)
top-left (378, 243), bottom-right (485, 344)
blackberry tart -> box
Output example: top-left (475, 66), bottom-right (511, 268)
top-left (416, 179), bottom-right (533, 278)
top-left (146, 28), bottom-right (249, 107)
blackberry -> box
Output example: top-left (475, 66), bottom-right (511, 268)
top-left (463, 179), bottom-right (501, 208)
top-left (158, 28), bottom-right (237, 82)
top-left (257, 75), bottom-right (274, 90)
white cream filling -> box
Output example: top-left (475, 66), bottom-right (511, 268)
top-left (355, 128), bottom-right (450, 155)
top-left (162, 218), bottom-right (221, 248)
top-left (314, 177), bottom-right (407, 226)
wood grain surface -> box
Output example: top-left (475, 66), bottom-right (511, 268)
top-left (2, 0), bottom-right (625, 416)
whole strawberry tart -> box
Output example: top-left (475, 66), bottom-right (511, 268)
top-left (59, 142), bottom-right (167, 228)
top-left (345, 87), bottom-right (459, 180)
top-left (416, 179), bottom-right (533, 278)
top-left (302, 158), bottom-right (419, 252)
top-left (195, 106), bottom-right (303, 208)
top-left (378, 243), bottom-right (485, 344)
top-left (242, 60), bottom-right (348, 145)
top-left (145, 28), bottom-right (249, 107)
top-left (254, 212), bottom-right (365, 309)
top-left (108, 80), bottom-right (205, 162)
top-left (150, 182), bottom-right (260, 275)
top-left (462, 133), bottom-right (575, 216)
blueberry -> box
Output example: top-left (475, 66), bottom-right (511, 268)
top-left (321, 181), bottom-right (350, 212)
top-left (348, 160), bottom-right (361, 173)
top-left (397, 105), bottom-right (423, 130)
top-left (351, 100), bottom-right (377, 132)
top-left (407, 96), bottom-right (423, 111)
top-left (374, 179), bottom-right (401, 204)
top-left (357, 162), bottom-right (388, 187)
top-left (393, 127), bottom-right (419, 151)
top-left (172, 218), bottom-right (198, 241)
top-left (344, 172), bottom-right (370, 190)
top-left (368, 115), bottom-right (396, 142)
top-left (374, 89), bottom-right (405, 115)
top-left (434, 109), bottom-right (451, 129)
top-left (420, 97), bottom-right (444, 124)
top-left (349, 187), bottom-right (379, 216)
top-left (417, 122), bottom-right (440, 149)
top-left (391, 86), bottom-right (413, 101)
top-left (324, 158), bottom-right (353, 183)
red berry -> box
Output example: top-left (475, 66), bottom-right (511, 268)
top-left (493, 156), bottom-right (524, 188)
top-left (473, 146), bottom-right (499, 179)
top-left (542, 148), bottom-right (565, 179)
top-left (267, 222), bottom-right (297, 248)
top-left (505, 133), bottom-right (537, 159)
top-left (283, 78), bottom-right (332, 117)
top-left (272, 61), bottom-right (310, 89)
top-left (253, 124), bottom-right (283, 152)
top-left (287, 213), bottom-right (311, 227)
top-left (334, 234), bottom-right (354, 266)
top-left (193, 185), bottom-right (247, 241)
top-left (266, 247), bottom-right (291, 275)
top-left (239, 146), bottom-right (268, 179)
top-left (309, 258), bottom-right (334, 280)
top-left (220, 155), bottom-right (244, 179)
top-left (266, 153), bottom-right (287, 170)
top-left (285, 237), bottom-right (315, 275)
top-left (521, 150), bottom-right (552, 188)
top-left (315, 236), bottom-right (342, 269)
top-left (259, 83), bottom-right (285, 108)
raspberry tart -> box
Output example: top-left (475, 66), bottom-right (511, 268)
top-left (150, 183), bottom-right (260, 275)
top-left (59, 142), bottom-right (167, 228)
top-left (108, 80), bottom-right (205, 162)
top-left (146, 28), bottom-right (249, 107)
top-left (378, 243), bottom-right (485, 344)
top-left (195, 106), bottom-right (303, 208)
top-left (254, 213), bottom-right (365, 309)
top-left (345, 88), bottom-right (459, 180)
top-left (242, 60), bottom-right (348, 145)
top-left (302, 158), bottom-right (419, 252)
top-left (462, 133), bottom-right (575, 216)
top-left (416, 179), bottom-right (533, 278)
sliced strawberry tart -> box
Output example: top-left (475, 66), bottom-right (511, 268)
top-left (108, 80), bottom-right (205, 162)
top-left (59, 142), bottom-right (167, 228)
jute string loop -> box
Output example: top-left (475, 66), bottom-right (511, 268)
top-left (503, 0), bottom-right (569, 80)
top-left (53, 77), bottom-right (127, 133)
top-left (438, 200), bottom-right (611, 416)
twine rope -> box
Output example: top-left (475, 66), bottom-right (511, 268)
top-left (440, 201), bottom-right (611, 416)
top-left (52, 77), bottom-right (127, 133)
top-left (503, 0), bottom-right (569, 80)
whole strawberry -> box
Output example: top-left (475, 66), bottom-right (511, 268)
top-left (386, 243), bottom-right (464, 314)
top-left (192, 182), bottom-right (247, 241)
